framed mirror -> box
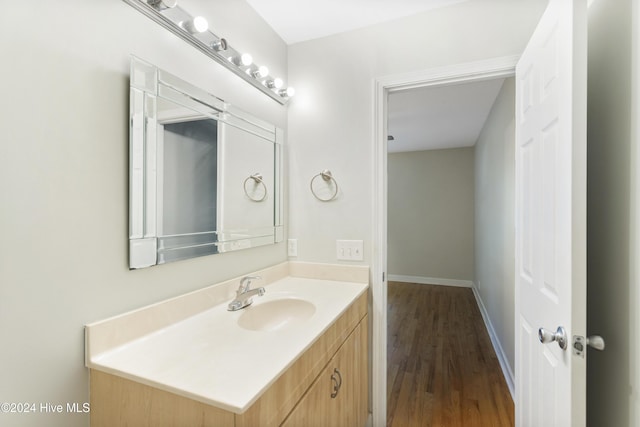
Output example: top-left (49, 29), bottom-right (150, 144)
top-left (128, 56), bottom-right (283, 269)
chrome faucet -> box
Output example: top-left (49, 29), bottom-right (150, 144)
top-left (227, 276), bottom-right (265, 311)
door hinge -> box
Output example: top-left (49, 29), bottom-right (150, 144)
top-left (382, 272), bottom-right (385, 282)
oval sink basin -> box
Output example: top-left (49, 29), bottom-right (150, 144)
top-left (238, 298), bottom-right (316, 332)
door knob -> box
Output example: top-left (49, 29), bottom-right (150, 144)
top-left (538, 326), bottom-right (567, 350)
top-left (585, 335), bottom-right (605, 351)
top-left (572, 334), bottom-right (605, 357)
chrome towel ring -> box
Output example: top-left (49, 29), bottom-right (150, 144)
top-left (310, 169), bottom-right (338, 202)
top-left (243, 173), bottom-right (267, 202)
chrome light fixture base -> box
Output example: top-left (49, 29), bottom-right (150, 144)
top-left (123, 0), bottom-right (293, 105)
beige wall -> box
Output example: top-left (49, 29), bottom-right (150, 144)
top-left (587, 0), bottom-right (640, 425)
top-left (388, 148), bottom-right (475, 282)
top-left (473, 78), bottom-right (516, 380)
top-left (287, 0), bottom-right (548, 265)
top-left (0, 2), bottom-right (287, 426)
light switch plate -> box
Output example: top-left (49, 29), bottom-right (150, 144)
top-left (288, 239), bottom-right (298, 257)
top-left (336, 240), bottom-right (363, 261)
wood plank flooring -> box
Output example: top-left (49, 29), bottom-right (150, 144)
top-left (387, 282), bottom-right (514, 427)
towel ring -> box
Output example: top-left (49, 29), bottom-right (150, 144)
top-left (310, 169), bottom-right (338, 202)
top-left (243, 173), bottom-right (267, 202)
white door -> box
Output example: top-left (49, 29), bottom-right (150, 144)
top-left (515, 0), bottom-right (587, 426)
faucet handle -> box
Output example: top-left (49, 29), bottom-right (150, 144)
top-left (239, 275), bottom-right (262, 290)
top-left (241, 275), bottom-right (261, 284)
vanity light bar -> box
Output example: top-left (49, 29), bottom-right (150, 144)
top-left (123, 0), bottom-right (294, 105)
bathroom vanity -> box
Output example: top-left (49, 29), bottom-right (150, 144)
top-left (85, 262), bottom-right (369, 426)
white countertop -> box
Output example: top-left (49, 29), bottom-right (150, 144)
top-left (86, 275), bottom-right (368, 413)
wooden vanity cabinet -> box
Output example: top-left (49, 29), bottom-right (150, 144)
top-left (90, 292), bottom-right (369, 427)
top-left (281, 318), bottom-right (368, 427)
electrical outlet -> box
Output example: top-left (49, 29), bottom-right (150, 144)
top-left (336, 240), bottom-right (363, 261)
top-left (288, 239), bottom-right (298, 257)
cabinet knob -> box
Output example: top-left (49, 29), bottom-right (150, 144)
top-left (330, 368), bottom-right (342, 398)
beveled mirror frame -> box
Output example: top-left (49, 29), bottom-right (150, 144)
top-left (128, 56), bottom-right (283, 269)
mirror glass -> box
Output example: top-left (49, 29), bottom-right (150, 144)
top-left (129, 57), bottom-right (283, 269)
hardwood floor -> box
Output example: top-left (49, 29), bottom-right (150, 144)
top-left (387, 282), bottom-right (514, 427)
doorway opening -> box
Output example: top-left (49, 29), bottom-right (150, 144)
top-left (370, 56), bottom-right (518, 425)
top-left (385, 75), bottom-right (515, 425)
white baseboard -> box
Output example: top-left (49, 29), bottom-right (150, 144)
top-left (471, 284), bottom-right (515, 399)
top-left (387, 274), bottom-right (473, 288)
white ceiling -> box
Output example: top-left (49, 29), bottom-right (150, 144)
top-left (244, 0), bottom-right (507, 154)
top-left (245, 0), bottom-right (468, 45)
top-left (387, 79), bottom-right (506, 153)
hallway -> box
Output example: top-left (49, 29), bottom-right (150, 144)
top-left (387, 282), bottom-right (514, 426)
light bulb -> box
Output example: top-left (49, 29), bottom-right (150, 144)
top-left (183, 16), bottom-right (208, 33)
top-left (266, 78), bottom-right (284, 90)
top-left (193, 16), bottom-right (208, 32)
top-left (257, 65), bottom-right (269, 78)
top-left (251, 65), bottom-right (269, 79)
top-left (279, 87), bottom-right (295, 97)
top-left (240, 53), bottom-right (253, 67)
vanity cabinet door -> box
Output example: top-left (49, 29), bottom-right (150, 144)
top-left (281, 316), bottom-right (368, 427)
